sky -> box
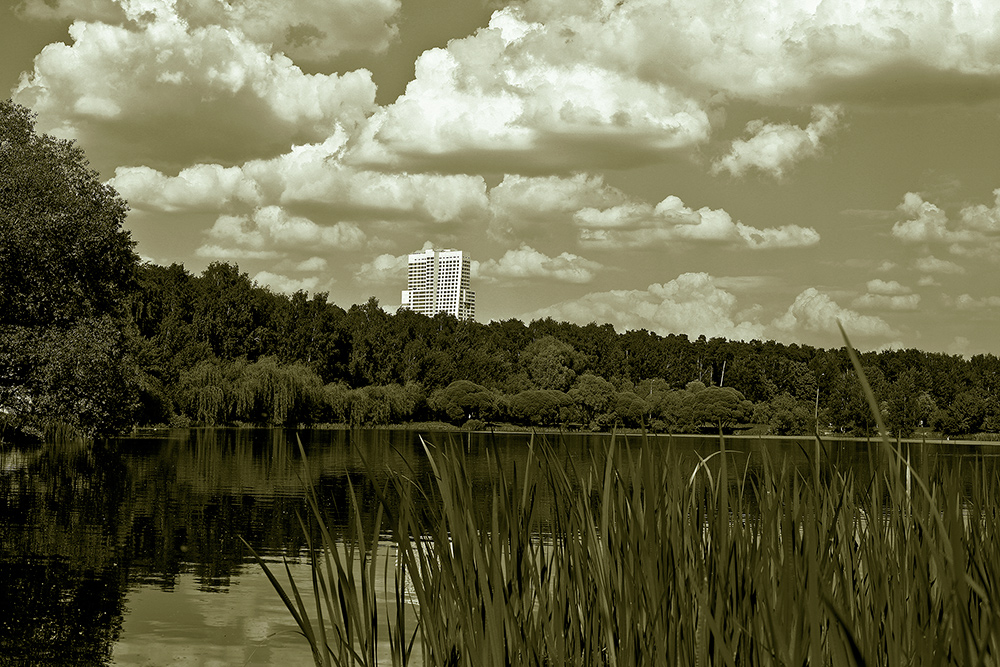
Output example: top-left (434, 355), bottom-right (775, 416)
top-left (3, 0), bottom-right (1000, 355)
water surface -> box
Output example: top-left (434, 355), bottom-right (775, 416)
top-left (1, 428), bottom-right (994, 665)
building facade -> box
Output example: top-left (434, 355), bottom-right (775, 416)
top-left (401, 248), bottom-right (475, 320)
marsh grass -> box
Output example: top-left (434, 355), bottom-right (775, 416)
top-left (248, 327), bottom-right (1000, 666)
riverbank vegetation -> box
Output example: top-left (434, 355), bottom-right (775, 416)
top-left (3, 98), bottom-right (1000, 442)
top-left (253, 426), bottom-right (1000, 666)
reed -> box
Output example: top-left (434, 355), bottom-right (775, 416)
top-left (248, 330), bottom-right (1000, 665)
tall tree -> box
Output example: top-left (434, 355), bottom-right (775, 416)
top-left (1, 100), bottom-right (139, 437)
top-left (0, 100), bottom-right (137, 326)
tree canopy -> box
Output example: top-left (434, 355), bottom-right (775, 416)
top-left (1, 99), bottom-right (137, 326)
top-left (1, 99), bottom-right (139, 439)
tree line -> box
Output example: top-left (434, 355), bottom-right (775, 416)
top-left (3, 97), bottom-right (1000, 440)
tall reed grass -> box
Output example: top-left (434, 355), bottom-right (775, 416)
top-left (248, 328), bottom-right (1000, 666)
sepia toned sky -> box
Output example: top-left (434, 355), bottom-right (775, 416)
top-left (3, 0), bottom-right (1000, 354)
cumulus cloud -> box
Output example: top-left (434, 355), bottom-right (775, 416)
top-left (713, 105), bottom-right (842, 178)
top-left (194, 244), bottom-right (280, 260)
top-left (891, 192), bottom-right (1000, 256)
top-left (575, 195), bottom-right (820, 250)
top-left (347, 6), bottom-right (713, 171)
top-left (487, 173), bottom-right (629, 241)
top-left (109, 164), bottom-right (261, 212)
top-left (852, 293), bottom-right (921, 311)
top-left (346, 0), bottom-right (1000, 172)
top-left (355, 252), bottom-right (410, 283)
top-left (111, 137), bottom-right (490, 224)
top-left (478, 246), bottom-right (602, 284)
top-left (522, 272), bottom-right (767, 340)
top-left (253, 271), bottom-right (321, 295)
top-left (16, 0), bottom-right (400, 61)
top-left (293, 257), bottom-right (328, 272)
top-left (865, 279), bottom-right (910, 296)
top-left (773, 288), bottom-right (896, 338)
top-left (199, 206), bottom-right (366, 259)
top-left (14, 13), bottom-right (377, 166)
top-left (914, 255), bottom-right (965, 274)
top-left (852, 279), bottom-right (922, 311)
top-left (951, 294), bottom-right (1000, 310)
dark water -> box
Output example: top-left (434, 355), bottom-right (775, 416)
top-left (1, 428), bottom-right (996, 666)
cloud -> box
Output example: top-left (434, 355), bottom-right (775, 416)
top-left (852, 293), bottom-right (921, 311)
top-left (111, 137), bottom-right (490, 224)
top-left (892, 192), bottom-right (1000, 256)
top-left (199, 206), bottom-right (366, 259)
top-left (575, 195), bottom-right (820, 250)
top-left (773, 288), bottom-right (896, 337)
top-left (109, 164), bottom-right (261, 212)
top-left (253, 271), bottom-right (321, 295)
top-left (487, 173), bottom-right (629, 241)
top-left (292, 257), bottom-right (328, 272)
top-left (913, 255), bottom-right (966, 274)
top-left (347, 0), bottom-right (1000, 173)
top-left (478, 246), bottom-right (602, 284)
top-left (865, 279), bottom-right (910, 296)
top-left (14, 14), bottom-right (377, 168)
top-left (355, 252), bottom-right (410, 283)
top-left (713, 105), bottom-right (842, 178)
top-left (522, 272), bottom-right (767, 341)
top-left (16, 0), bottom-right (401, 61)
top-left (952, 294), bottom-right (1000, 311)
top-left (194, 245), bottom-right (280, 260)
top-left (346, 6), bottom-right (713, 171)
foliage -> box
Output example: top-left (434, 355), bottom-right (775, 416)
top-left (175, 357), bottom-right (326, 426)
top-left (427, 380), bottom-right (497, 424)
top-left (0, 100), bottom-right (136, 327)
top-left (507, 389), bottom-right (576, 426)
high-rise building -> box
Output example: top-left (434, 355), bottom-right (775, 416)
top-left (401, 248), bottom-right (475, 320)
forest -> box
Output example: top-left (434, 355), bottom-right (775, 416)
top-left (3, 97), bottom-right (1000, 441)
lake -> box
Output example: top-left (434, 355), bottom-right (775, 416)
top-left (1, 427), bottom-right (996, 665)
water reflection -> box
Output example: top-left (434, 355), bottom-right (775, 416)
top-left (1, 429), bottom-right (998, 665)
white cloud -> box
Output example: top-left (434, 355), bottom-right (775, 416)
top-left (293, 257), bottom-right (328, 272)
top-left (913, 255), bottom-right (965, 274)
top-left (194, 244), bottom-right (280, 260)
top-left (478, 245), bottom-right (602, 284)
top-left (111, 137), bottom-right (490, 224)
top-left (109, 164), bottom-right (261, 212)
top-left (14, 15), bottom-right (377, 163)
top-left (355, 252), bottom-right (410, 283)
top-left (952, 294), bottom-right (1000, 310)
top-left (16, 0), bottom-right (400, 60)
top-left (892, 192), bottom-right (1000, 256)
top-left (575, 195), bottom-right (820, 249)
top-left (959, 189), bottom-right (1000, 232)
top-left (347, 6), bottom-right (712, 170)
top-left (773, 288), bottom-right (896, 338)
top-left (865, 279), bottom-right (910, 296)
top-left (203, 206), bottom-right (366, 255)
top-left (713, 105), bottom-right (842, 178)
top-left (522, 272), bottom-right (767, 341)
top-left (852, 293), bottom-right (921, 311)
top-left (254, 271), bottom-right (321, 295)
top-left (487, 173), bottom-right (629, 241)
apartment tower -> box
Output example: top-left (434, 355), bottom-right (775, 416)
top-left (401, 248), bottom-right (475, 320)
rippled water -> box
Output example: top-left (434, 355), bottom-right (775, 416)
top-left (0, 428), bottom-right (994, 665)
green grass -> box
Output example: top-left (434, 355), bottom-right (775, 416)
top-left (247, 328), bottom-right (1000, 666)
